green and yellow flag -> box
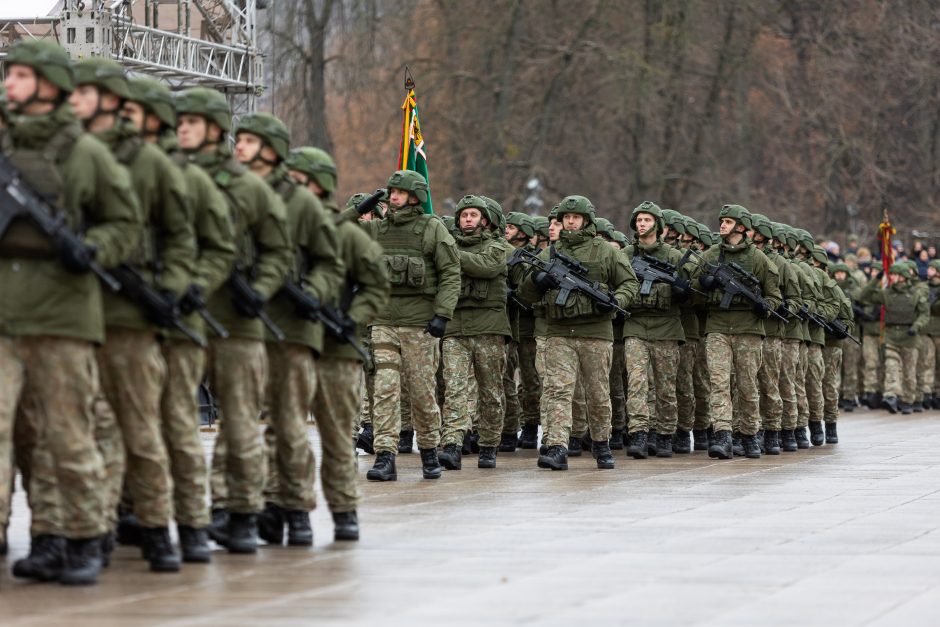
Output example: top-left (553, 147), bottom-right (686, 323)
top-left (398, 73), bottom-right (432, 214)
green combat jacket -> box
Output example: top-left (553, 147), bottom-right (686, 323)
top-left (926, 279), bottom-right (940, 337)
top-left (700, 237), bottom-right (781, 337)
top-left (765, 247), bottom-right (803, 341)
top-left (621, 238), bottom-right (690, 343)
top-left (860, 277), bottom-right (929, 348)
top-left (445, 229), bottom-right (512, 339)
top-left (0, 105), bottom-right (140, 343)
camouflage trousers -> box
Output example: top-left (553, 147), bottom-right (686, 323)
top-left (796, 342), bottom-right (809, 427)
top-left (209, 338), bottom-right (268, 514)
top-left (917, 335), bottom-right (934, 396)
top-left (160, 340), bottom-right (210, 528)
top-left (884, 341), bottom-right (918, 403)
top-left (705, 333), bottom-right (762, 435)
top-left (518, 337), bottom-right (541, 426)
top-left (571, 376), bottom-right (588, 438)
top-left (441, 335), bottom-right (506, 448)
top-left (537, 336), bottom-right (612, 447)
top-left (624, 338), bottom-right (680, 436)
top-left (98, 328), bottom-right (172, 527)
top-left (758, 337), bottom-right (784, 430)
top-left (840, 334), bottom-right (862, 399)
top-left (676, 340), bottom-right (697, 431)
top-left (805, 344), bottom-right (825, 423)
top-left (1, 336), bottom-right (107, 539)
top-left (693, 338), bottom-right (711, 428)
top-left (262, 342), bottom-right (316, 512)
top-left (371, 325), bottom-right (441, 454)
top-left (862, 335), bottom-right (884, 394)
top-left (314, 358), bottom-right (362, 513)
top-left (609, 340), bottom-right (626, 431)
top-left (822, 345), bottom-right (842, 422)
top-left (502, 340), bottom-right (523, 435)
top-left (778, 339), bottom-right (802, 430)
top-left (933, 336), bottom-right (940, 395)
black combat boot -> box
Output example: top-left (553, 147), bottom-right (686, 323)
top-left (932, 394), bottom-right (940, 409)
top-left (732, 431), bottom-right (745, 457)
top-left (498, 432), bottom-right (517, 452)
top-left (706, 426), bottom-right (716, 448)
top-left (116, 511), bottom-right (144, 547)
top-left (539, 443), bottom-right (549, 455)
top-left (795, 426), bottom-right (810, 449)
top-left (913, 398), bottom-right (924, 413)
top-left (809, 421), bottom-right (825, 446)
top-left (692, 429), bottom-right (709, 451)
top-left (461, 430), bottom-right (473, 454)
top-left (227, 513), bottom-right (259, 554)
top-left (742, 434), bottom-right (761, 459)
top-left (141, 527), bottom-right (181, 572)
top-left (438, 443), bottom-right (462, 470)
top-left (581, 433), bottom-right (594, 451)
top-left (568, 435), bottom-right (583, 457)
top-left (12, 534), bottom-right (65, 581)
top-left (286, 510), bottom-right (313, 546)
top-left (592, 440), bottom-right (615, 470)
top-left (609, 428), bottom-right (625, 450)
top-left (59, 536), bottom-right (103, 586)
top-left (825, 422), bottom-right (839, 444)
top-left (178, 525), bottom-right (211, 563)
top-left (924, 393), bottom-right (935, 410)
top-left (672, 429), bottom-right (692, 454)
top-left (901, 402), bottom-right (913, 415)
top-left (420, 448), bottom-right (443, 479)
top-left (708, 430), bottom-right (733, 459)
top-left (356, 424), bottom-right (375, 454)
top-left (627, 431), bottom-right (648, 459)
top-left (100, 530), bottom-right (115, 567)
top-left (647, 430), bottom-right (658, 456)
top-left (519, 423), bottom-right (539, 449)
top-left (470, 431), bottom-right (481, 453)
top-left (478, 446), bottom-right (497, 469)
top-left (882, 395), bottom-right (899, 414)
top-left (763, 429), bottom-right (781, 455)
top-left (398, 429), bottom-right (414, 454)
top-left (333, 511), bottom-right (359, 541)
top-left (537, 445), bottom-right (568, 470)
top-left (208, 508), bottom-right (229, 546)
top-left (656, 433), bottom-right (674, 458)
top-left (258, 502), bottom-right (285, 545)
top-left (366, 451), bottom-right (397, 481)
top-left (781, 429), bottom-right (798, 452)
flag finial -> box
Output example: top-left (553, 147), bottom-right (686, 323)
top-left (404, 66), bottom-right (415, 91)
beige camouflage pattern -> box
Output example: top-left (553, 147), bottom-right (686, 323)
top-left (693, 338), bottom-right (711, 429)
top-left (536, 336), bottom-right (613, 447)
top-left (705, 333), bottom-right (763, 435)
top-left (796, 342), bottom-right (809, 428)
top-left (609, 340), bottom-right (626, 432)
top-left (314, 358), bottom-right (362, 512)
top-left (805, 344), bottom-right (825, 423)
top-left (676, 340), bottom-right (700, 431)
top-left (93, 392), bottom-right (124, 528)
top-left (841, 334), bottom-right (862, 399)
top-left (778, 338), bottom-right (802, 430)
top-left (917, 335), bottom-right (934, 396)
top-left (441, 335), bottom-right (507, 448)
top-left (862, 336), bottom-right (884, 394)
top-left (502, 340), bottom-right (522, 435)
top-left (518, 337), bottom-right (541, 426)
top-left (624, 337), bottom-right (680, 435)
top-left (884, 344), bottom-right (918, 403)
top-left (823, 345), bottom-right (843, 422)
top-left (758, 337), bottom-right (784, 430)
top-left (371, 325), bottom-right (442, 454)
top-left (571, 376), bottom-right (587, 438)
top-left (934, 336), bottom-right (940, 395)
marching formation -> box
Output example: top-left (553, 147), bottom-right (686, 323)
top-left (0, 40), bottom-right (936, 590)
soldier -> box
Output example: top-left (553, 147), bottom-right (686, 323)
top-left (519, 195), bottom-right (638, 470)
top-left (697, 205), bottom-right (781, 459)
top-left (815, 248), bottom-right (854, 444)
top-left (503, 212), bottom-right (536, 447)
top-left (621, 202), bottom-right (692, 459)
top-left (68, 57), bottom-right (196, 571)
top-left (124, 76), bottom-right (237, 562)
top-left (175, 88), bottom-right (292, 553)
top-left (366, 170), bottom-right (461, 481)
top-left (831, 262), bottom-right (863, 413)
top-left (860, 263), bottom-right (929, 413)
top-left (3, 40), bottom-right (140, 585)
top-left (287, 147), bottom-right (389, 541)
top-left (927, 260), bottom-right (940, 409)
top-left (437, 195), bottom-right (512, 470)
top-left (532, 216), bottom-right (550, 250)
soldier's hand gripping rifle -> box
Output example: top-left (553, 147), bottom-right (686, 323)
top-left (690, 249), bottom-right (787, 322)
top-left (353, 189), bottom-right (385, 216)
top-left (793, 303), bottom-right (862, 346)
top-left (282, 279), bottom-right (371, 363)
top-left (110, 265), bottom-right (207, 347)
top-left (228, 268), bottom-right (286, 341)
top-left (0, 153), bottom-right (121, 291)
top-left (630, 251), bottom-right (704, 299)
top-left (513, 247), bottom-right (629, 317)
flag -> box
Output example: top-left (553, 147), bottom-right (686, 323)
top-left (398, 78), bottom-right (432, 214)
top-left (877, 208), bottom-right (896, 338)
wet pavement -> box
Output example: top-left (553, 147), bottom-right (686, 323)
top-left (2, 408), bottom-right (939, 626)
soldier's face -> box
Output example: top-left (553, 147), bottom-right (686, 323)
top-left (505, 224), bottom-right (520, 241)
top-left (123, 100), bottom-right (146, 131)
top-left (928, 266), bottom-right (938, 279)
top-left (68, 85), bottom-right (103, 120)
top-left (549, 219), bottom-right (562, 241)
top-left (719, 218), bottom-right (737, 235)
top-left (634, 213), bottom-right (656, 237)
top-left (177, 114), bottom-right (208, 149)
top-left (680, 235), bottom-right (695, 248)
top-left (4, 65), bottom-right (57, 111)
top-left (562, 213), bottom-right (584, 231)
top-left (235, 132), bottom-right (266, 164)
top-left (388, 187), bottom-right (411, 209)
top-left (834, 271), bottom-right (847, 281)
top-left (891, 272), bottom-right (905, 284)
top-left (459, 207), bottom-right (485, 233)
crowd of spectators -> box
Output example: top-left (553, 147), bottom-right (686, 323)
top-left (819, 233), bottom-right (938, 282)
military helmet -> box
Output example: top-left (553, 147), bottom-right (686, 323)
top-left (698, 229), bottom-right (717, 247)
top-left (630, 201), bottom-right (664, 235)
top-left (286, 147), bottom-right (337, 192)
top-left (507, 212), bottom-right (536, 238)
top-left (556, 195), bottom-right (595, 225)
top-left (830, 262), bottom-right (851, 274)
top-left (811, 245), bottom-right (829, 267)
top-left (3, 39), bottom-right (74, 93)
top-left (127, 76), bottom-right (176, 127)
top-left (235, 112), bottom-right (290, 161)
top-left (455, 194), bottom-right (487, 216)
top-left (175, 87), bottom-right (232, 132)
top-left (661, 208), bottom-right (681, 227)
top-left (888, 262), bottom-right (908, 276)
top-left (749, 213), bottom-right (775, 240)
top-left (718, 204), bottom-right (752, 230)
top-left (594, 217), bottom-right (616, 238)
top-left (547, 204), bottom-right (560, 220)
top-left (441, 215), bottom-right (456, 232)
top-left (683, 220), bottom-right (703, 242)
top-left (533, 216), bottom-right (550, 238)
top-left (71, 58), bottom-right (131, 100)
top-left (479, 196), bottom-right (507, 233)
top-left (387, 170), bottom-right (428, 203)
top-left (612, 230), bottom-right (629, 247)
top-left (794, 228), bottom-right (815, 252)
top-left (900, 259), bottom-right (919, 278)
top-left (770, 222), bottom-right (789, 244)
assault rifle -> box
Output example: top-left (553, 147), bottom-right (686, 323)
top-left (689, 249), bottom-right (787, 322)
top-left (282, 279), bottom-right (370, 363)
top-left (353, 189), bottom-right (385, 216)
top-left (630, 251), bottom-right (703, 297)
top-left (110, 265), bottom-right (207, 347)
top-left (511, 247), bottom-right (629, 317)
top-left (228, 269), bottom-right (286, 341)
top-left (0, 153), bottom-right (121, 291)
top-left (793, 303), bottom-right (862, 345)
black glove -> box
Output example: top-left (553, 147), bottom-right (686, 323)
top-left (671, 278), bottom-right (691, 301)
top-left (58, 239), bottom-right (97, 273)
top-left (907, 326), bottom-right (917, 336)
top-left (698, 274), bottom-right (718, 292)
top-left (179, 284), bottom-right (206, 315)
top-left (752, 301), bottom-right (770, 318)
top-left (776, 302), bottom-right (791, 319)
top-left (533, 271), bottom-right (559, 293)
top-left (233, 285), bottom-right (266, 318)
top-left (595, 299), bottom-right (615, 313)
top-left (425, 315), bottom-right (448, 338)
top-left (148, 289), bottom-right (180, 328)
top-left (340, 315), bottom-right (357, 337)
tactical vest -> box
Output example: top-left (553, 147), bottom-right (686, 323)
top-left (212, 159), bottom-right (257, 274)
top-left (378, 214), bottom-right (439, 297)
top-left (456, 235), bottom-right (507, 310)
top-left (707, 244), bottom-right (759, 310)
top-left (110, 133), bottom-right (159, 270)
top-left (543, 238), bottom-right (611, 320)
top-left (625, 243), bottom-right (674, 312)
top-left (884, 286), bottom-right (918, 325)
top-left (0, 122), bottom-right (82, 258)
